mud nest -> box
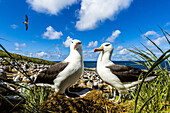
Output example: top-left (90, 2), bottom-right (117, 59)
top-left (40, 90), bottom-right (134, 113)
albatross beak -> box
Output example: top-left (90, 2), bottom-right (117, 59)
top-left (74, 42), bottom-right (78, 49)
top-left (94, 46), bottom-right (103, 52)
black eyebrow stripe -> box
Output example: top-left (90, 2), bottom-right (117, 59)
top-left (105, 44), bottom-right (110, 46)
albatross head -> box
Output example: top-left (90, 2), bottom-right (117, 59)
top-left (94, 43), bottom-right (113, 64)
top-left (70, 39), bottom-right (82, 52)
top-left (94, 43), bottom-right (113, 53)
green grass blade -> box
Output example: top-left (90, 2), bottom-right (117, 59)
top-left (0, 84), bottom-right (25, 99)
top-left (139, 94), bottom-right (156, 112)
top-left (0, 94), bottom-right (14, 107)
top-left (133, 49), bottom-right (170, 113)
top-left (140, 42), bottom-right (157, 59)
top-left (139, 29), bottom-right (164, 53)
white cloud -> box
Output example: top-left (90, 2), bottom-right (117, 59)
top-left (76, 0), bottom-right (133, 31)
top-left (14, 43), bottom-right (26, 48)
top-left (14, 43), bottom-right (19, 47)
top-left (147, 36), bottom-right (166, 47)
top-left (20, 43), bottom-right (26, 47)
top-left (116, 46), bottom-right (124, 51)
top-left (17, 50), bottom-right (66, 61)
top-left (42, 26), bottom-right (63, 40)
top-left (83, 50), bottom-right (99, 60)
top-left (165, 22), bottom-right (170, 27)
top-left (36, 51), bottom-right (48, 57)
top-left (63, 36), bottom-right (73, 47)
top-left (106, 30), bottom-right (121, 42)
top-left (14, 48), bottom-right (20, 51)
top-left (11, 24), bottom-right (18, 29)
top-left (118, 48), bottom-right (129, 55)
top-left (143, 31), bottom-right (160, 37)
top-left (26, 0), bottom-right (77, 15)
top-left (87, 41), bottom-right (98, 48)
top-left (31, 41), bottom-right (36, 43)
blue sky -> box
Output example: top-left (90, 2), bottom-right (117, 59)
top-left (0, 0), bottom-right (170, 61)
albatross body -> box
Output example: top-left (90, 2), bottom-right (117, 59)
top-left (23, 15), bottom-right (29, 31)
top-left (94, 43), bottom-right (156, 103)
top-left (35, 39), bottom-right (84, 94)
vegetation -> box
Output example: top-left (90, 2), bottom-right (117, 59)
top-left (128, 26), bottom-right (170, 112)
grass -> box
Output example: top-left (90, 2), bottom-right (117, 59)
top-left (128, 26), bottom-right (170, 112)
top-left (21, 86), bottom-right (54, 113)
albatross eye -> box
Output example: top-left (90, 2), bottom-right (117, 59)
top-left (71, 41), bottom-right (73, 43)
top-left (105, 44), bottom-right (110, 46)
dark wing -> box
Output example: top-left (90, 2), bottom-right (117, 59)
top-left (36, 61), bottom-right (69, 84)
top-left (25, 15), bottom-right (28, 22)
top-left (25, 24), bottom-right (28, 31)
top-left (106, 64), bottom-right (144, 82)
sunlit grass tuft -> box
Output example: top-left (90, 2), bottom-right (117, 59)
top-left (128, 27), bottom-right (170, 112)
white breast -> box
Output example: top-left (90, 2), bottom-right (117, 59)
top-left (97, 62), bottom-right (127, 94)
top-left (53, 61), bottom-right (83, 94)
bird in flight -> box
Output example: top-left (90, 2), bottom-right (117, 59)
top-left (23, 15), bottom-right (29, 31)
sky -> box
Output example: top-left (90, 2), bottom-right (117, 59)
top-left (0, 0), bottom-right (170, 61)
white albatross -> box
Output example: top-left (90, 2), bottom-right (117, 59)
top-left (33, 39), bottom-right (84, 95)
top-left (94, 43), bottom-right (157, 103)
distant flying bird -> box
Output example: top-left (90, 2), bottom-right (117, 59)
top-left (34, 39), bottom-right (84, 95)
top-left (23, 15), bottom-right (29, 31)
top-left (94, 43), bottom-right (157, 103)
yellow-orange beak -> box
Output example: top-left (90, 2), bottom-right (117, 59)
top-left (74, 42), bottom-right (78, 49)
top-left (94, 46), bottom-right (103, 52)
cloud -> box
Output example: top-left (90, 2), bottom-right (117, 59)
top-left (87, 41), bottom-right (98, 48)
top-left (18, 50), bottom-right (66, 61)
top-left (31, 41), bottom-right (36, 43)
top-left (76, 0), bottom-right (133, 31)
top-left (165, 22), bottom-right (170, 27)
top-left (118, 48), bottom-right (129, 55)
top-left (116, 46), bottom-right (124, 51)
top-left (36, 51), bottom-right (48, 57)
top-left (14, 48), bottom-right (20, 51)
top-left (14, 43), bottom-right (26, 48)
top-left (147, 36), bottom-right (166, 47)
top-left (143, 31), bottom-right (160, 37)
top-left (11, 24), bottom-right (18, 29)
top-left (106, 30), bottom-right (121, 42)
top-left (83, 50), bottom-right (99, 60)
top-left (63, 36), bottom-right (73, 47)
top-left (42, 26), bottom-right (63, 40)
top-left (26, 0), bottom-right (78, 15)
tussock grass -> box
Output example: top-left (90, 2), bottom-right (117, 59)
top-left (128, 27), bottom-right (170, 113)
top-left (21, 86), bottom-right (54, 113)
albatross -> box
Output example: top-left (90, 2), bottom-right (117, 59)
top-left (33, 39), bottom-right (84, 94)
top-left (23, 15), bottom-right (29, 31)
top-left (94, 43), bottom-right (157, 103)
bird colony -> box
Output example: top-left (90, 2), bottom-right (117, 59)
top-left (0, 40), bottom-right (157, 103)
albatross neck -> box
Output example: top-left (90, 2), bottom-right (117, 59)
top-left (64, 49), bottom-right (83, 63)
top-left (97, 50), bottom-right (113, 65)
